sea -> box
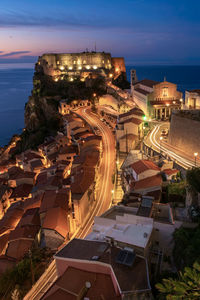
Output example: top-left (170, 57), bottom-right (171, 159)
top-left (0, 63), bottom-right (200, 147)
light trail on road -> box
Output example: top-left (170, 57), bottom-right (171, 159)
top-left (24, 107), bottom-right (116, 300)
top-left (149, 124), bottom-right (197, 169)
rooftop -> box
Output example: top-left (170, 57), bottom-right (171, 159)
top-left (134, 87), bottom-right (150, 95)
top-left (88, 214), bottom-right (153, 249)
top-left (119, 107), bottom-right (144, 119)
top-left (134, 79), bottom-right (160, 88)
top-left (132, 174), bottom-right (162, 192)
top-left (55, 239), bottom-right (150, 293)
top-left (39, 189), bottom-right (70, 214)
top-left (131, 160), bottom-right (160, 175)
top-left (119, 117), bottom-right (143, 125)
top-left (42, 207), bottom-right (69, 238)
top-left (10, 184), bottom-right (33, 199)
top-left (43, 266), bottom-right (121, 300)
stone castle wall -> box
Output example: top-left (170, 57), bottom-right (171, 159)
top-left (168, 110), bottom-right (200, 156)
top-left (40, 52), bottom-right (112, 72)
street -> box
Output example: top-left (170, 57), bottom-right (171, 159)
top-left (145, 122), bottom-right (200, 169)
top-left (24, 107), bottom-right (116, 300)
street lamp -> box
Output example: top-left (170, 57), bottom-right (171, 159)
top-left (160, 136), bottom-right (163, 154)
top-left (194, 152), bottom-right (198, 167)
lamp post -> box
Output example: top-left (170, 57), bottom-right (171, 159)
top-left (160, 136), bottom-right (163, 154)
top-left (194, 152), bottom-right (198, 167)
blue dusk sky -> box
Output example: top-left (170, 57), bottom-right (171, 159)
top-left (0, 0), bottom-right (200, 65)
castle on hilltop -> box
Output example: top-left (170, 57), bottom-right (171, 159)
top-left (36, 51), bottom-right (126, 81)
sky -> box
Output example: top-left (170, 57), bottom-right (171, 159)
top-left (0, 0), bottom-right (200, 65)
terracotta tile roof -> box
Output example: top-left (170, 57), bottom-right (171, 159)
top-left (30, 159), bottom-right (44, 170)
top-left (55, 239), bottom-right (150, 293)
top-left (163, 169), bottom-right (179, 176)
top-left (134, 79), bottom-right (160, 88)
top-left (17, 208), bottom-right (40, 227)
top-left (134, 87), bottom-right (150, 95)
top-left (131, 160), bottom-right (160, 175)
top-left (9, 225), bottom-right (39, 241)
top-left (58, 145), bottom-right (78, 155)
top-left (24, 151), bottom-right (43, 161)
top-left (6, 239), bottom-right (33, 260)
top-left (119, 117), bottom-right (143, 125)
top-left (23, 194), bottom-right (44, 212)
top-left (9, 171), bottom-right (36, 180)
top-left (42, 207), bottom-right (69, 238)
top-left (39, 190), bottom-right (70, 214)
top-left (119, 108), bottom-right (144, 119)
top-left (8, 166), bottom-right (23, 177)
top-left (10, 184), bottom-right (33, 199)
top-left (73, 147), bottom-right (100, 168)
top-left (133, 174), bottom-right (162, 191)
top-left (71, 166), bottom-right (95, 194)
top-left (44, 266), bottom-right (121, 300)
top-left (0, 206), bottom-right (24, 235)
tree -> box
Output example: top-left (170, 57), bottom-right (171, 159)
top-left (156, 261), bottom-right (200, 299)
top-left (186, 168), bottom-right (200, 193)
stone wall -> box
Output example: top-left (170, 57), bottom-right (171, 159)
top-left (168, 110), bottom-right (200, 156)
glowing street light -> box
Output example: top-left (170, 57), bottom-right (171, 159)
top-left (194, 152), bottom-right (198, 166)
top-left (142, 115), bottom-right (147, 121)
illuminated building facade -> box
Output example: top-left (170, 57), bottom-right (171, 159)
top-left (131, 77), bottom-right (183, 120)
top-left (185, 90), bottom-right (200, 109)
top-left (36, 52), bottom-right (126, 81)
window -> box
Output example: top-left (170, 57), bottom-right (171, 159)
top-left (162, 87), bottom-right (168, 97)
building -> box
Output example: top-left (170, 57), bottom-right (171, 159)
top-left (87, 212), bottom-right (153, 257)
top-left (116, 108), bottom-right (144, 153)
top-left (47, 238), bottom-right (152, 300)
top-left (185, 90), bottom-right (200, 109)
top-left (131, 78), bottom-right (183, 119)
top-left (36, 52), bottom-right (126, 82)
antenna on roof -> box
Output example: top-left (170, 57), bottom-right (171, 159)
top-left (95, 41), bottom-right (97, 52)
top-left (164, 76), bottom-right (166, 82)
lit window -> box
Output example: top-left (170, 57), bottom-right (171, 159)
top-left (77, 60), bottom-right (81, 65)
top-left (86, 65), bottom-right (90, 69)
top-left (83, 60), bottom-right (86, 64)
top-left (163, 87), bottom-right (168, 97)
top-left (70, 78), bottom-right (74, 81)
top-left (78, 66), bottom-right (82, 70)
top-left (57, 61), bottom-right (60, 65)
top-left (102, 60), bottom-right (104, 63)
top-left (68, 66), bottom-right (73, 70)
top-left (54, 77), bottom-right (58, 82)
top-left (60, 66), bottom-right (64, 71)
top-left (115, 67), bottom-right (119, 72)
top-left (107, 60), bottom-right (110, 63)
top-left (73, 61), bottom-right (76, 64)
top-left (93, 65), bottom-right (97, 69)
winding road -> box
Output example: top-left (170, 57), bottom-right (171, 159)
top-left (24, 107), bottom-right (116, 300)
top-left (146, 122), bottom-right (200, 169)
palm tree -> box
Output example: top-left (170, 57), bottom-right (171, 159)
top-left (156, 261), bottom-right (200, 299)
